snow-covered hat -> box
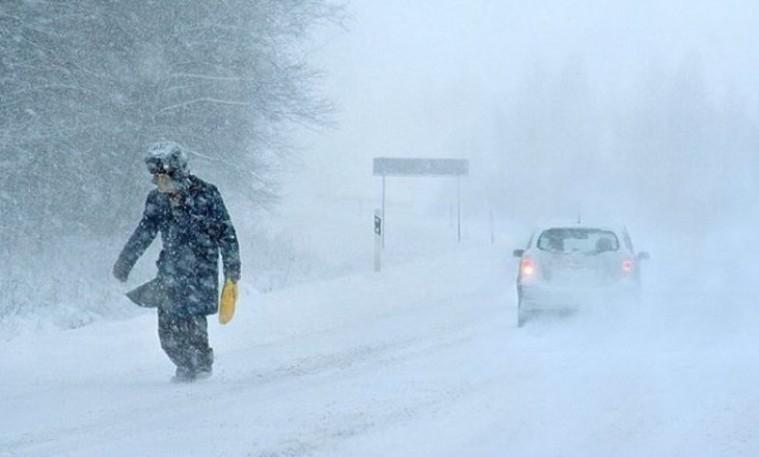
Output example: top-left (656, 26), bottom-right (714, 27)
top-left (144, 141), bottom-right (189, 177)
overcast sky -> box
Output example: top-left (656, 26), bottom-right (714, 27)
top-left (283, 0), bottom-right (759, 234)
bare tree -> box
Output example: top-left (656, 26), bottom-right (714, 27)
top-left (0, 0), bottom-right (342, 321)
top-left (0, 0), bottom-right (341, 243)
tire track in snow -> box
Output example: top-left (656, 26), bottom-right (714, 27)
top-left (1, 285), bottom-right (510, 457)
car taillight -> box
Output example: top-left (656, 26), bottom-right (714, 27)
top-left (520, 256), bottom-right (536, 277)
top-left (622, 259), bottom-right (634, 274)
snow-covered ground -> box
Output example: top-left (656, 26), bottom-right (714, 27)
top-left (3, 239), bottom-right (759, 457)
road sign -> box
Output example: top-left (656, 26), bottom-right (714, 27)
top-left (373, 158), bottom-right (469, 177)
top-left (373, 157), bottom-right (469, 245)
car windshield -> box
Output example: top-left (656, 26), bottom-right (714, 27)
top-left (537, 228), bottom-right (619, 254)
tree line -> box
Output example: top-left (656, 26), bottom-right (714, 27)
top-left (0, 0), bottom-right (341, 250)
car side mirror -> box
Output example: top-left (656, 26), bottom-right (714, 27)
top-left (513, 249), bottom-right (525, 258)
top-left (638, 251), bottom-right (650, 261)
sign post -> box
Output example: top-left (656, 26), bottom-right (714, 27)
top-left (381, 175), bottom-right (386, 249)
top-left (373, 157), bottom-right (469, 247)
top-left (374, 209), bottom-right (383, 272)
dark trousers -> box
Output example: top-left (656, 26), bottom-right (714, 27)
top-left (157, 309), bottom-right (213, 373)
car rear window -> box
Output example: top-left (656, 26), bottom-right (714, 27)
top-left (537, 228), bottom-right (619, 254)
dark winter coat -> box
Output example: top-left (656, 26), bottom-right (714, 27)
top-left (114, 175), bottom-right (241, 316)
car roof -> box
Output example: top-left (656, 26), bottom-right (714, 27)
top-left (533, 222), bottom-right (627, 236)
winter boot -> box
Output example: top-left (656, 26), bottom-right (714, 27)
top-left (171, 366), bottom-right (196, 383)
top-left (194, 366), bottom-right (213, 381)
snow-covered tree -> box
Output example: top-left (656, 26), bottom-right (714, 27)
top-left (0, 0), bottom-right (340, 243)
top-left (0, 1), bottom-right (342, 322)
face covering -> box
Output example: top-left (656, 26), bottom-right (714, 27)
top-left (153, 173), bottom-right (178, 194)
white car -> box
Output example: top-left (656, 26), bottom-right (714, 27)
top-left (513, 224), bottom-right (649, 327)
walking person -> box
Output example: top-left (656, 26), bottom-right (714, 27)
top-left (113, 141), bottom-right (241, 382)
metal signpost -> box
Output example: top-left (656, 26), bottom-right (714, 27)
top-left (372, 158), bottom-right (469, 253)
top-left (374, 209), bottom-right (383, 271)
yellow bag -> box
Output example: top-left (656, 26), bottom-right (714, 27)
top-left (218, 279), bottom-right (238, 325)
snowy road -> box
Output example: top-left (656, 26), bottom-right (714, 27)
top-left (3, 246), bottom-right (759, 456)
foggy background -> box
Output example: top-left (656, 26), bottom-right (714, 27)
top-left (3, 0), bottom-right (759, 331)
top-left (290, 0), bottom-right (759, 225)
top-left (283, 0), bottom-right (759, 303)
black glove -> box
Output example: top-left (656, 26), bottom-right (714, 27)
top-left (113, 261), bottom-right (130, 282)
